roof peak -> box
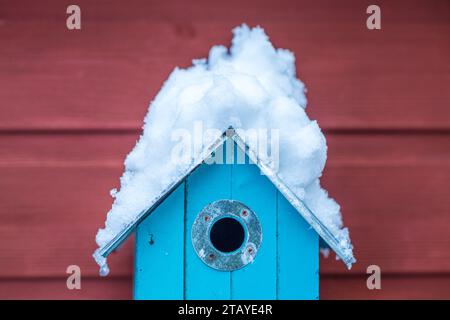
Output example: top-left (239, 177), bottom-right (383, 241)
top-left (94, 25), bottom-right (354, 275)
top-left (94, 128), bottom-right (354, 276)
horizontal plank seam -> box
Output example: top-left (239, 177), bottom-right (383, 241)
top-left (2, 273), bottom-right (450, 281)
top-left (321, 272), bottom-right (450, 279)
top-left (0, 128), bottom-right (449, 136)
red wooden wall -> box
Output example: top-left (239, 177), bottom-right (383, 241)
top-left (0, 0), bottom-right (449, 299)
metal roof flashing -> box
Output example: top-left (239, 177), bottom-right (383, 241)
top-left (95, 127), bottom-right (355, 270)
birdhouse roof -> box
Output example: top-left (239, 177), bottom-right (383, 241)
top-left (93, 25), bottom-right (355, 275)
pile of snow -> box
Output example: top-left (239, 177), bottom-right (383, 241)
top-left (94, 24), bottom-right (354, 275)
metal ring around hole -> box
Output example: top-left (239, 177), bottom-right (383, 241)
top-left (191, 199), bottom-right (262, 271)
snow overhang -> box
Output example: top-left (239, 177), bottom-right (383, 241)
top-left (94, 127), bottom-right (356, 272)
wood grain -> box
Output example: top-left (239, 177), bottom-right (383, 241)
top-left (0, 277), bottom-right (132, 300)
top-left (0, 0), bottom-right (449, 299)
top-left (135, 183), bottom-right (185, 299)
top-left (231, 152), bottom-right (279, 299)
top-left (185, 157), bottom-right (232, 299)
top-left (1, 275), bottom-right (449, 300)
top-left (321, 274), bottom-right (450, 300)
top-left (0, 134), bottom-right (448, 277)
top-left (0, 0), bottom-right (448, 130)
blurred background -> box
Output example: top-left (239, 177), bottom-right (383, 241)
top-left (0, 0), bottom-right (449, 299)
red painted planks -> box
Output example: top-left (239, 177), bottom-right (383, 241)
top-left (0, 165), bottom-right (134, 277)
top-left (0, 0), bottom-right (449, 130)
top-left (2, 0), bottom-right (449, 23)
top-left (1, 0), bottom-right (450, 299)
top-left (321, 275), bottom-right (450, 300)
top-left (320, 165), bottom-right (450, 273)
top-left (0, 277), bottom-right (132, 300)
top-left (0, 134), bottom-right (449, 277)
top-left (321, 134), bottom-right (450, 273)
top-left (1, 275), bottom-right (449, 299)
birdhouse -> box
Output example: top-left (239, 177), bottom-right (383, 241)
top-left (93, 25), bottom-right (355, 300)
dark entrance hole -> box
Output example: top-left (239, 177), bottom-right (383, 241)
top-left (209, 217), bottom-right (245, 253)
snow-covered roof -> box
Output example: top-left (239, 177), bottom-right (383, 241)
top-left (93, 25), bottom-right (355, 276)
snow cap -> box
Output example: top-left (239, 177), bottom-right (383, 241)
top-left (94, 24), bottom-right (355, 275)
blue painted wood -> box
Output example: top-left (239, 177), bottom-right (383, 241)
top-left (185, 143), bottom-right (232, 299)
top-left (231, 143), bottom-right (277, 299)
top-left (277, 191), bottom-right (319, 299)
top-left (134, 139), bottom-right (319, 300)
top-left (134, 182), bottom-right (185, 299)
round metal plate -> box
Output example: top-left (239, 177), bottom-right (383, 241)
top-left (191, 199), bottom-right (262, 271)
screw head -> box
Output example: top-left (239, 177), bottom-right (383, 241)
top-left (204, 215), bottom-right (210, 222)
top-left (208, 253), bottom-right (215, 260)
top-left (241, 210), bottom-right (248, 217)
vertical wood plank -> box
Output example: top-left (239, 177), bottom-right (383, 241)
top-left (185, 146), bottom-right (232, 299)
top-left (231, 143), bottom-right (277, 299)
top-left (277, 191), bottom-right (319, 299)
top-left (134, 183), bottom-right (185, 299)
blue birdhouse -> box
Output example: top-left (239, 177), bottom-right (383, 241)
top-left (95, 129), bottom-right (354, 300)
top-left (93, 25), bottom-right (355, 300)
top-left (135, 134), bottom-right (321, 299)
